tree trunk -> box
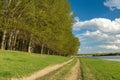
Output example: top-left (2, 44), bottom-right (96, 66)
top-left (8, 31), bottom-right (13, 50)
top-left (1, 30), bottom-right (7, 50)
top-left (41, 44), bottom-right (44, 54)
top-left (47, 49), bottom-right (50, 55)
top-left (22, 40), bottom-right (26, 51)
top-left (15, 38), bottom-right (19, 51)
top-left (13, 30), bottom-right (19, 50)
top-left (28, 37), bottom-right (33, 53)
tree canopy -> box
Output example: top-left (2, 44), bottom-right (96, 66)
top-left (0, 0), bottom-right (80, 56)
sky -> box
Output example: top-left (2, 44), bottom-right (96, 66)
top-left (68, 0), bottom-right (120, 54)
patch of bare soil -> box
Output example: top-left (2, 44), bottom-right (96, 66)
top-left (65, 59), bottom-right (81, 80)
top-left (11, 59), bottom-right (73, 80)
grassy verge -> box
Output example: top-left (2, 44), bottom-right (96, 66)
top-left (0, 50), bottom-right (70, 80)
top-left (80, 58), bottom-right (120, 80)
top-left (38, 59), bottom-right (77, 80)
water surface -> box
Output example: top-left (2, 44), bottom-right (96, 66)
top-left (89, 56), bottom-right (120, 62)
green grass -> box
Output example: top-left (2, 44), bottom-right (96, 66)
top-left (38, 59), bottom-right (77, 80)
top-left (0, 50), bottom-right (70, 80)
top-left (80, 58), bottom-right (120, 80)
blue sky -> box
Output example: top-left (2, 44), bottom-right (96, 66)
top-left (68, 0), bottom-right (120, 54)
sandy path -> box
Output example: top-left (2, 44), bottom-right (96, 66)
top-left (65, 59), bottom-right (81, 80)
top-left (11, 59), bottom-right (73, 80)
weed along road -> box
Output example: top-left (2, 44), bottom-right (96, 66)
top-left (38, 58), bottom-right (81, 80)
top-left (0, 50), bottom-right (70, 80)
top-left (11, 58), bottom-right (83, 80)
top-left (12, 59), bottom-right (73, 80)
top-left (1, 51), bottom-right (120, 80)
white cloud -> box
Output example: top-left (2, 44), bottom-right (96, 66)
top-left (73, 18), bottom-right (120, 33)
top-left (104, 0), bottom-right (120, 10)
top-left (99, 45), bottom-right (119, 50)
top-left (111, 39), bottom-right (120, 43)
top-left (73, 18), bottom-right (120, 53)
top-left (74, 17), bottom-right (80, 22)
top-left (115, 40), bottom-right (120, 43)
top-left (70, 12), bottom-right (74, 16)
top-left (116, 34), bottom-right (120, 38)
top-left (78, 48), bottom-right (81, 51)
top-left (83, 30), bottom-right (109, 40)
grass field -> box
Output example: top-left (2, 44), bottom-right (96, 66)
top-left (2, 50), bottom-right (120, 80)
top-left (80, 58), bottom-right (120, 80)
top-left (38, 59), bottom-right (77, 80)
top-left (0, 50), bottom-right (70, 80)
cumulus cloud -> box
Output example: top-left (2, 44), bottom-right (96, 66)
top-left (110, 39), bottom-right (120, 44)
top-left (99, 45), bottom-right (119, 50)
top-left (116, 34), bottom-right (120, 38)
top-left (73, 18), bottom-right (120, 33)
top-left (74, 17), bottom-right (80, 22)
top-left (83, 30), bottom-right (109, 40)
top-left (73, 18), bottom-right (120, 53)
top-left (114, 40), bottom-right (120, 43)
top-left (104, 0), bottom-right (120, 10)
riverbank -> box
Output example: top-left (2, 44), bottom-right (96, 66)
top-left (88, 56), bottom-right (120, 61)
top-left (80, 58), bottom-right (120, 80)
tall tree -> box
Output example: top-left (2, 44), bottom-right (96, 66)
top-left (0, 0), bottom-right (80, 56)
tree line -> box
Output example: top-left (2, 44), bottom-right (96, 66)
top-left (0, 0), bottom-right (80, 56)
top-left (93, 53), bottom-right (120, 56)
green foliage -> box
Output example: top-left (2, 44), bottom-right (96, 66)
top-left (0, 0), bottom-right (80, 56)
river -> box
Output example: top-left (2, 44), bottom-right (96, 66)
top-left (89, 56), bottom-right (120, 62)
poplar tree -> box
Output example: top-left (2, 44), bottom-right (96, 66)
top-left (0, 0), bottom-right (80, 56)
